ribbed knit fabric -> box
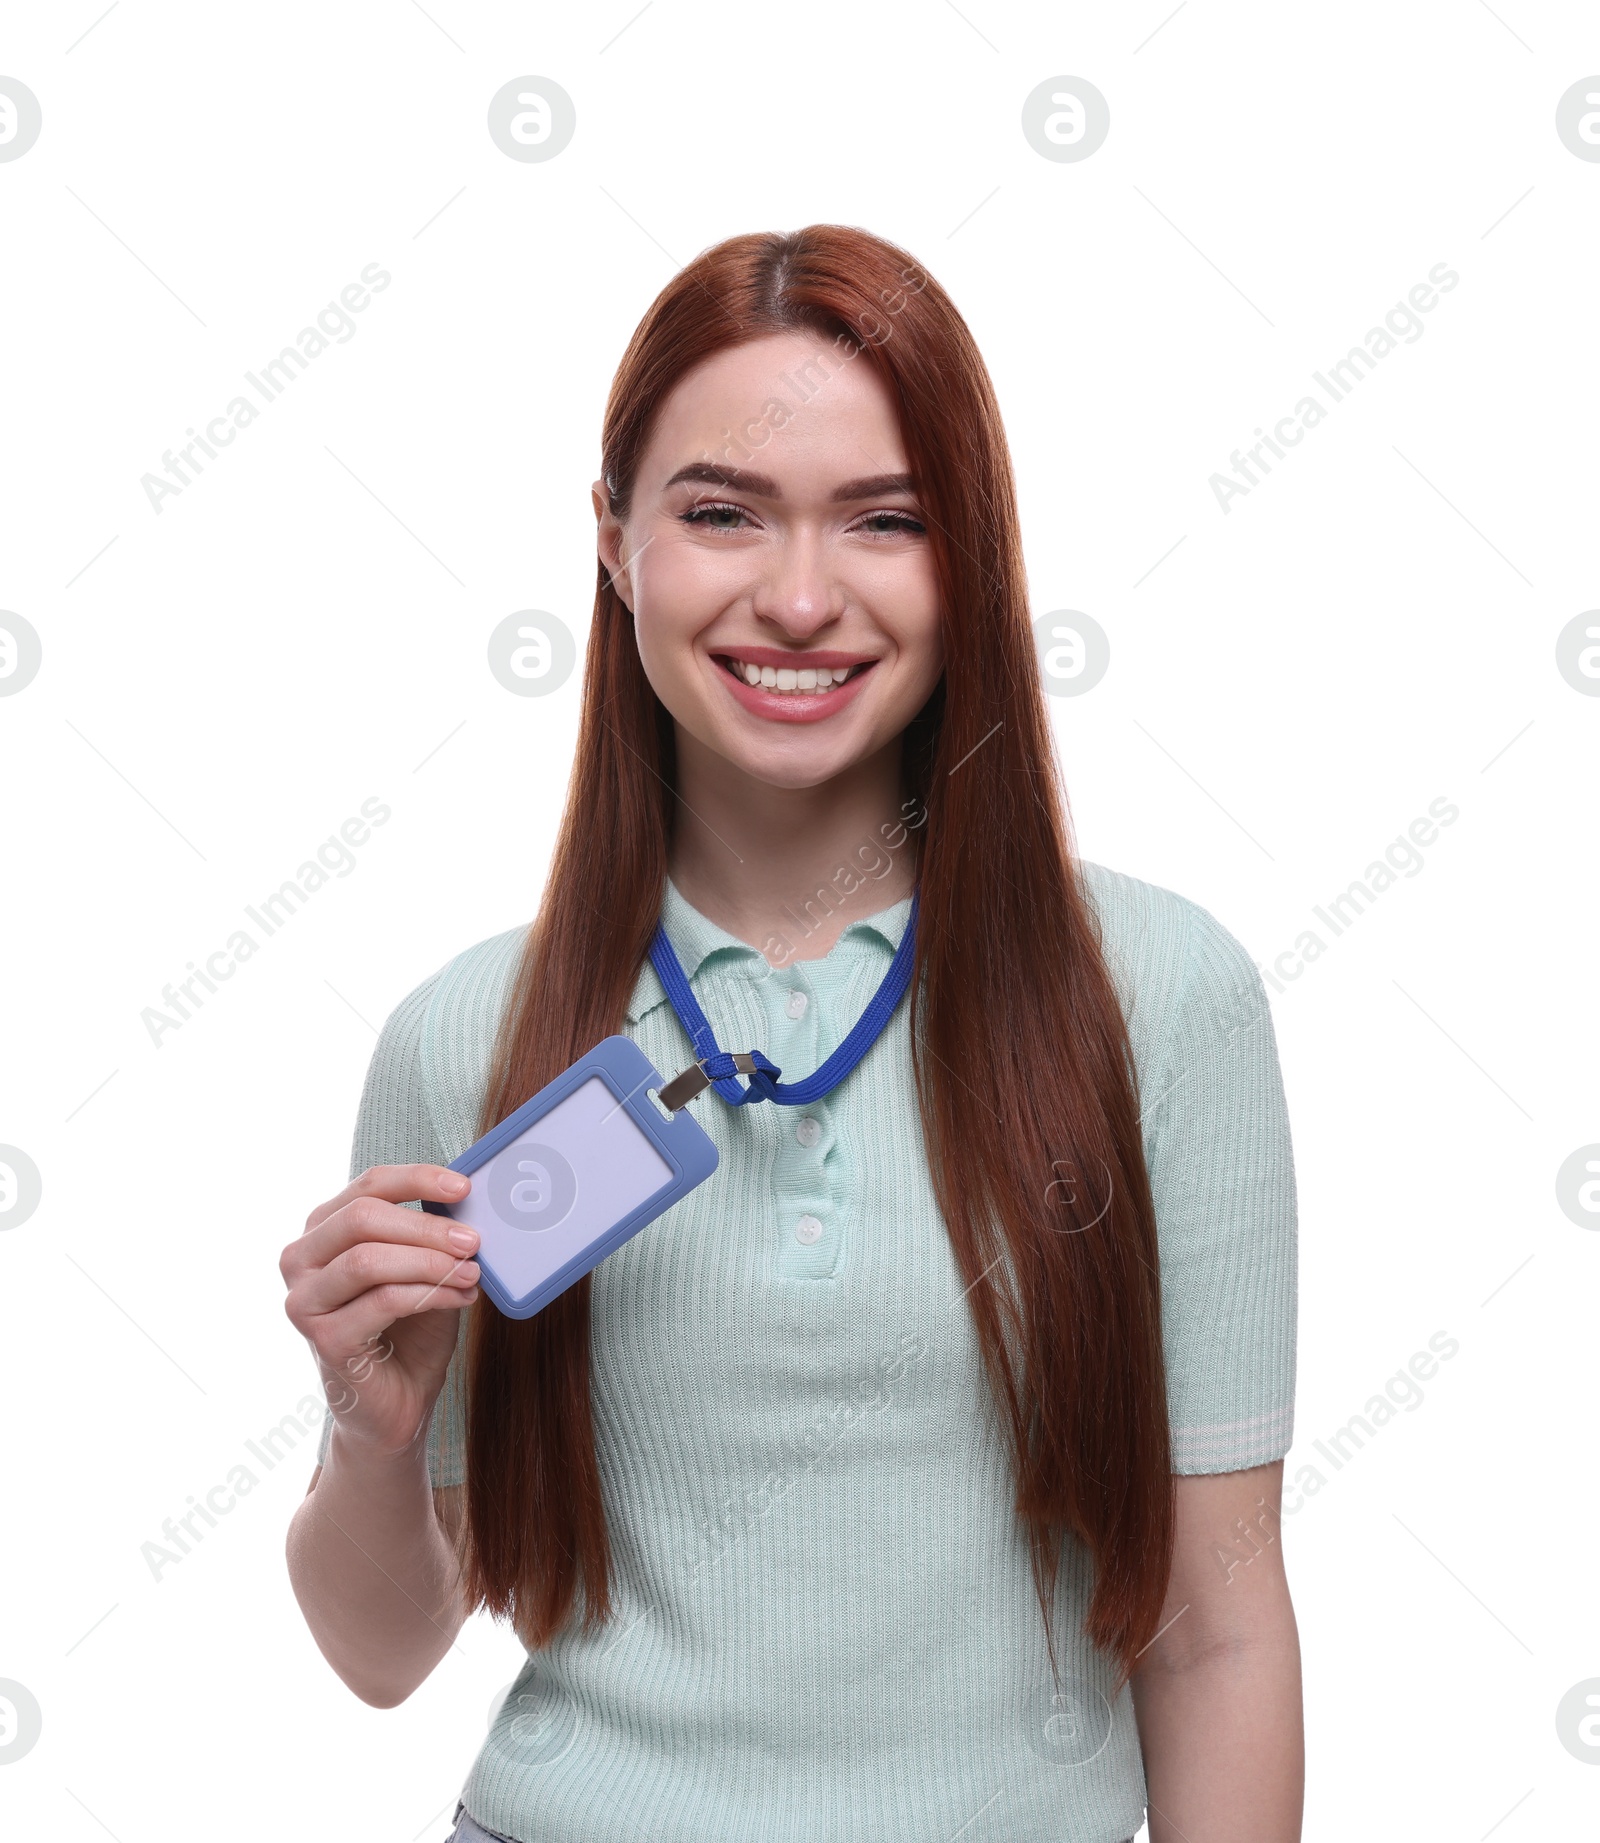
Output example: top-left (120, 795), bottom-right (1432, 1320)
top-left (315, 859), bottom-right (1298, 1843)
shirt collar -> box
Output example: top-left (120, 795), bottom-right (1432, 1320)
top-left (624, 878), bottom-right (912, 1025)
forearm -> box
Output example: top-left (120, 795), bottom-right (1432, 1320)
top-left (1130, 1626), bottom-right (1304, 1843)
top-left (285, 1426), bottom-right (466, 1707)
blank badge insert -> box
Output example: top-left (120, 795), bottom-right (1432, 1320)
top-left (427, 1037), bottom-right (719, 1320)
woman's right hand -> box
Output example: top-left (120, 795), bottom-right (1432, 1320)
top-left (281, 1165), bottom-right (480, 1464)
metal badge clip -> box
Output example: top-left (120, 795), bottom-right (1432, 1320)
top-left (657, 1052), bottom-right (761, 1113)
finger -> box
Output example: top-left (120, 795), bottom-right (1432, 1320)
top-left (303, 1164), bottom-right (470, 1239)
top-left (295, 1240), bottom-right (482, 1322)
top-left (292, 1186), bottom-right (479, 1282)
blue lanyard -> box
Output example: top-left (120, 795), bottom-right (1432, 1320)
top-left (649, 888), bottom-right (919, 1110)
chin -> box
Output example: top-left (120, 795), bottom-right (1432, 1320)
top-left (715, 729), bottom-right (865, 791)
top-left (731, 749), bottom-right (857, 792)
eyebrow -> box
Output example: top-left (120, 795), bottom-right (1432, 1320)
top-left (661, 462), bottom-right (918, 503)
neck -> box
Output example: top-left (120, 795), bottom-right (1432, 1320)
top-left (666, 728), bottom-right (919, 965)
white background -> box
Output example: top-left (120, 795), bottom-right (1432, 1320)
top-left (1, 2), bottom-right (1596, 1838)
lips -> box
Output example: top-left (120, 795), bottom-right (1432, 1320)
top-left (709, 650), bottom-right (879, 724)
top-left (716, 653), bottom-right (872, 690)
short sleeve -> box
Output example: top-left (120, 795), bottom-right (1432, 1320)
top-left (312, 970), bottom-right (469, 1488)
top-left (1143, 899), bottom-right (1299, 1474)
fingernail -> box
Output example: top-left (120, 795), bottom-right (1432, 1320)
top-left (442, 1172), bottom-right (469, 1194)
top-left (448, 1227), bottom-right (478, 1252)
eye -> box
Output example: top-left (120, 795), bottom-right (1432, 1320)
top-left (854, 509), bottom-right (927, 537)
top-left (679, 498), bottom-right (754, 533)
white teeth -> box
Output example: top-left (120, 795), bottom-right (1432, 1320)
top-left (725, 658), bottom-right (864, 693)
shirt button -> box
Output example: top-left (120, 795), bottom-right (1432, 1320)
top-left (795, 1214), bottom-right (823, 1245)
top-left (785, 989), bottom-right (809, 1020)
top-left (796, 1116), bottom-right (822, 1148)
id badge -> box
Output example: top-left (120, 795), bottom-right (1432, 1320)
top-left (421, 1035), bottom-right (719, 1320)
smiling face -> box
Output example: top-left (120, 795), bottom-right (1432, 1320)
top-left (594, 332), bottom-right (945, 793)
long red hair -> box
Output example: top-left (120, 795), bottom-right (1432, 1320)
top-left (459, 225), bottom-right (1173, 1691)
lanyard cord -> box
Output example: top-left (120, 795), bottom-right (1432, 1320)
top-left (648, 888), bottom-right (919, 1109)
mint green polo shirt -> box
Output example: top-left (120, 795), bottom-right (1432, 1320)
top-left (314, 859), bottom-right (1298, 1842)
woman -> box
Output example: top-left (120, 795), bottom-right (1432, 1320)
top-left (283, 224), bottom-right (1303, 1843)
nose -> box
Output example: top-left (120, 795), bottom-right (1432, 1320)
top-left (749, 526), bottom-right (845, 640)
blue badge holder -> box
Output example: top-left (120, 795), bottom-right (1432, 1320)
top-left (421, 1035), bottom-right (719, 1321)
